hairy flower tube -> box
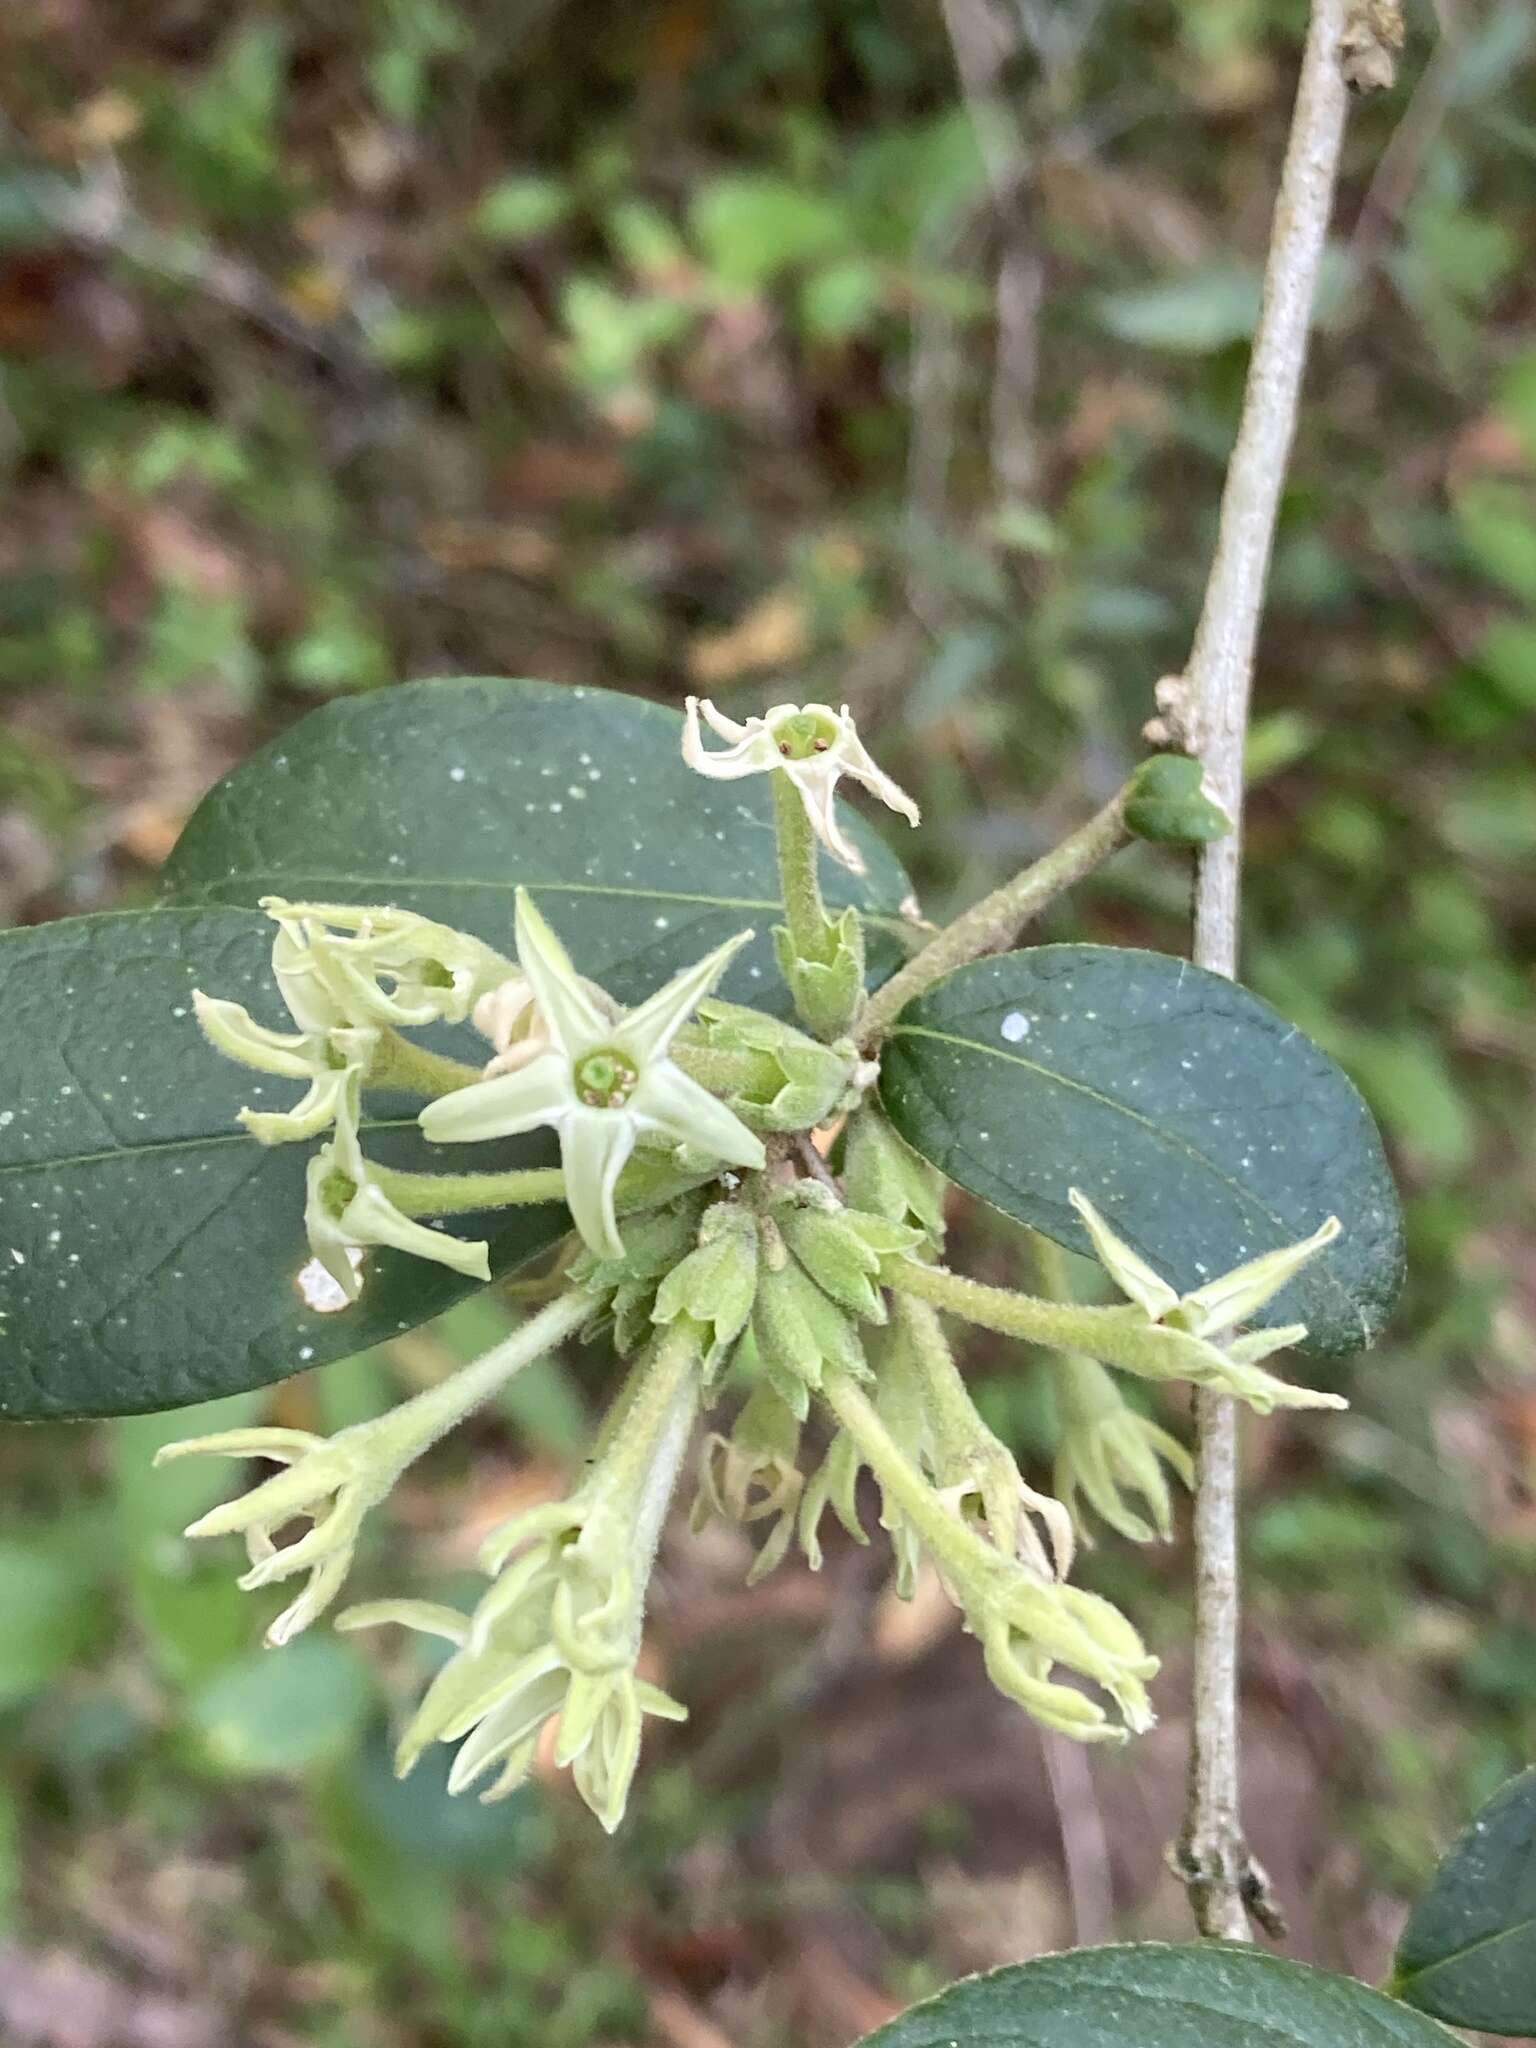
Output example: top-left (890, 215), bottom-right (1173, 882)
top-left (155, 1292), bottom-right (594, 1645)
top-left (682, 696), bottom-right (919, 876)
top-left (420, 888), bottom-right (765, 1259)
top-left (813, 1365), bottom-right (1158, 1742)
top-left (342, 1317), bottom-right (703, 1830)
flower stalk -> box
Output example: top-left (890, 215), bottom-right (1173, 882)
top-left (157, 1289), bottom-right (595, 1644)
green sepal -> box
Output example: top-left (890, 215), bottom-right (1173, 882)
top-left (1124, 753), bottom-right (1232, 845)
top-left (691, 998), bottom-right (858, 1130)
top-left (778, 1196), bottom-right (923, 1322)
top-left (841, 1109), bottom-right (947, 1245)
top-left (652, 1204), bottom-right (759, 1377)
top-left (772, 904), bottom-right (865, 1041)
top-left (751, 1255), bottom-right (871, 1400)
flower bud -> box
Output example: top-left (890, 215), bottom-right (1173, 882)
top-left (652, 1204), bottom-right (759, 1376)
top-left (776, 1190), bottom-right (919, 1322)
top-left (751, 1255), bottom-right (871, 1416)
top-left (1124, 753), bottom-right (1231, 846)
top-left (689, 998), bottom-right (859, 1131)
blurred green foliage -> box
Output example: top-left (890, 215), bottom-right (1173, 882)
top-left (2, 0), bottom-right (1535, 2039)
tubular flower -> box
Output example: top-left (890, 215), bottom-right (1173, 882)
top-left (192, 897), bottom-right (509, 1144)
top-left (1073, 1187), bottom-right (1343, 1376)
top-left (682, 697), bottom-right (919, 876)
top-left (342, 1320), bottom-right (702, 1830)
top-left (691, 1378), bottom-right (805, 1585)
top-left (306, 1069), bottom-right (490, 1301)
top-left (193, 984), bottom-right (373, 1145)
top-left (159, 1293), bottom-right (597, 1647)
top-left (157, 1423), bottom-right (379, 1647)
top-left (420, 889), bottom-right (765, 1260)
top-left (1051, 1353), bottom-right (1193, 1545)
top-left (260, 897), bottom-right (513, 1030)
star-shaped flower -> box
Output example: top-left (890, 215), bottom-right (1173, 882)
top-left (682, 697), bottom-right (919, 876)
top-left (419, 890), bottom-right (766, 1259)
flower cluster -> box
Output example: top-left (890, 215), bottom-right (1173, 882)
top-left (170, 700), bottom-right (1355, 1828)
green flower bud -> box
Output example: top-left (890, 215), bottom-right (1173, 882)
top-left (652, 1204), bottom-right (759, 1376)
top-left (777, 1192), bottom-right (922, 1322)
top-left (841, 1110), bottom-right (946, 1245)
top-left (1125, 753), bottom-right (1232, 845)
top-left (689, 999), bottom-right (860, 1131)
top-left (751, 1254), bottom-right (871, 1413)
top-left (772, 905), bottom-right (865, 1041)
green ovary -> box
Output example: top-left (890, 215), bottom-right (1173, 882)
top-left (770, 710), bottom-right (838, 761)
top-left (320, 1169), bottom-right (359, 1214)
top-left (573, 1047), bottom-right (640, 1110)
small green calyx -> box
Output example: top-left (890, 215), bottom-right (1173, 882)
top-left (573, 1046), bottom-right (640, 1109)
top-left (771, 709), bottom-right (839, 761)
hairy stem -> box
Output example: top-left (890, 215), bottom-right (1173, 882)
top-left (372, 1164), bottom-right (566, 1217)
top-left (368, 1030), bottom-right (484, 1098)
top-left (1176, 0), bottom-right (1354, 1944)
top-left (773, 770), bottom-right (837, 966)
top-left (887, 1258), bottom-right (1185, 1382)
top-left (858, 788), bottom-right (1129, 1044)
top-left (367, 1288), bottom-right (593, 1474)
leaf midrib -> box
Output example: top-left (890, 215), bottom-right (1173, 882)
top-left (0, 1114), bottom-right (419, 1182)
top-left (888, 1018), bottom-right (1356, 1326)
top-left (172, 871), bottom-right (911, 932)
top-left (1397, 1909), bottom-right (1536, 2001)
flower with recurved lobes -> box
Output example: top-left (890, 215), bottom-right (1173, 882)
top-left (682, 697), bottom-right (919, 876)
top-left (420, 889), bottom-right (766, 1259)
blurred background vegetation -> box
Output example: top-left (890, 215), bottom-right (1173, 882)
top-left (2, 1), bottom-right (1535, 2042)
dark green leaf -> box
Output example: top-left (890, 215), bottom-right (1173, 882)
top-left (1390, 1768), bottom-right (1536, 2033)
top-left (160, 676), bottom-right (915, 1007)
top-left (879, 946), bottom-right (1403, 1355)
top-left (855, 1945), bottom-right (1456, 2048)
top-left (0, 908), bottom-right (567, 1421)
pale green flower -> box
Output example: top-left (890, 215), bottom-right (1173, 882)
top-left (261, 897), bottom-right (513, 1030)
top-left (343, 1319), bottom-right (701, 1829)
top-left (682, 697), bottom-right (919, 876)
top-left (691, 1379), bottom-right (805, 1585)
top-left (811, 1366), bottom-right (1159, 1742)
top-left (157, 1292), bottom-right (594, 1644)
top-left (306, 1069), bottom-right (490, 1302)
top-left (1052, 1353), bottom-right (1193, 1544)
top-left (419, 890), bottom-right (765, 1259)
top-left (1069, 1187), bottom-right (1342, 1342)
top-left (193, 987), bottom-right (371, 1144)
